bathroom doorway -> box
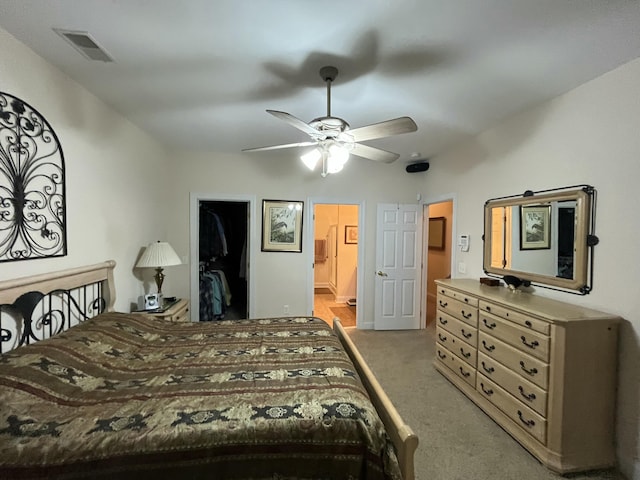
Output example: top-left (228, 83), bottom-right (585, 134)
top-left (312, 203), bottom-right (358, 328)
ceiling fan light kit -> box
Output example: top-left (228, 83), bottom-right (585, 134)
top-left (243, 66), bottom-right (418, 177)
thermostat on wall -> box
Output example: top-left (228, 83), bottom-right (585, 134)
top-left (458, 234), bottom-right (470, 252)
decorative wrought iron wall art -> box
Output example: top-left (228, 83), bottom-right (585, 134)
top-left (0, 91), bottom-right (67, 262)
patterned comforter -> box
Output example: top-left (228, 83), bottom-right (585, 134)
top-left (0, 313), bottom-right (401, 479)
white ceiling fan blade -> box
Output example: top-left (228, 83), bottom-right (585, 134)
top-left (267, 110), bottom-right (323, 138)
top-left (242, 141), bottom-right (317, 153)
top-left (351, 143), bottom-right (400, 164)
top-left (348, 116), bottom-right (417, 143)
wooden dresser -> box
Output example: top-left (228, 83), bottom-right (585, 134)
top-left (433, 279), bottom-right (619, 474)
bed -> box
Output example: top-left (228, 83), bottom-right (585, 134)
top-left (0, 261), bottom-right (418, 479)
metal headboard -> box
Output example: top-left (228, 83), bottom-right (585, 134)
top-left (0, 261), bottom-right (116, 354)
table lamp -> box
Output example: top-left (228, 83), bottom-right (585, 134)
top-left (136, 241), bottom-right (181, 294)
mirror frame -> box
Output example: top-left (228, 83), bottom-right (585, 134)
top-left (483, 185), bottom-right (597, 294)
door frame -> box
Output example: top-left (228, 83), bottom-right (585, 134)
top-left (306, 197), bottom-right (365, 328)
top-left (189, 192), bottom-right (257, 321)
top-left (420, 192), bottom-right (457, 329)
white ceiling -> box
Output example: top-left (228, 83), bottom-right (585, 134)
top-left (2, 0), bottom-right (640, 162)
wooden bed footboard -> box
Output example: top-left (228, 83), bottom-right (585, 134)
top-left (333, 318), bottom-right (418, 480)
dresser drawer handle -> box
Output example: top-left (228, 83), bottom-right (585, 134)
top-left (482, 340), bottom-right (495, 352)
top-left (461, 310), bottom-right (472, 319)
top-left (460, 348), bottom-right (471, 359)
top-left (519, 361), bottom-right (538, 376)
top-left (484, 305), bottom-right (491, 312)
top-left (438, 317), bottom-right (448, 325)
top-left (463, 297), bottom-right (469, 303)
top-left (480, 383), bottom-right (494, 395)
top-left (459, 367), bottom-right (470, 378)
top-left (460, 329), bottom-right (472, 339)
top-left (481, 361), bottom-right (495, 374)
top-left (518, 385), bottom-right (537, 401)
top-left (525, 320), bottom-right (532, 328)
top-left (482, 319), bottom-right (496, 329)
top-left (437, 351), bottom-right (447, 360)
top-left (517, 410), bottom-right (536, 428)
top-left (520, 336), bottom-right (539, 349)
top-left (438, 333), bottom-right (447, 342)
top-left (439, 300), bottom-right (448, 308)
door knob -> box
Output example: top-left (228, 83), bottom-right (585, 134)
top-left (376, 271), bottom-right (388, 277)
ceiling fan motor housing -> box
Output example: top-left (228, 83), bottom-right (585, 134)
top-left (309, 116), bottom-right (350, 135)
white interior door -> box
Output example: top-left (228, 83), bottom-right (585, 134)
top-left (374, 204), bottom-right (422, 330)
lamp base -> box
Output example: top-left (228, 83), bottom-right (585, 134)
top-left (154, 267), bottom-right (165, 294)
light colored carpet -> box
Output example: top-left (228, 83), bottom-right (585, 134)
top-left (347, 324), bottom-right (624, 480)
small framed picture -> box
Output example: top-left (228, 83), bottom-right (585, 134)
top-left (261, 200), bottom-right (304, 252)
top-left (520, 205), bottom-right (551, 250)
top-left (345, 225), bottom-right (358, 244)
top-left (428, 217), bottom-right (446, 250)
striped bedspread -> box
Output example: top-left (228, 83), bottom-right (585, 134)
top-left (0, 313), bottom-right (400, 479)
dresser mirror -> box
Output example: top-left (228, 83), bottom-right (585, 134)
top-left (483, 185), bottom-right (597, 294)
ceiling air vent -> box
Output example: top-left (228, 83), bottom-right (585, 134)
top-left (53, 29), bottom-right (113, 62)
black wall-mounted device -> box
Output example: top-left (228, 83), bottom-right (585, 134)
top-left (406, 161), bottom-right (429, 173)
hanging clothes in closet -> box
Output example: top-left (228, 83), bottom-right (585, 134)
top-left (200, 207), bottom-right (228, 260)
top-left (199, 268), bottom-right (232, 321)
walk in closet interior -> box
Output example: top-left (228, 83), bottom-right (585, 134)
top-left (198, 201), bottom-right (248, 320)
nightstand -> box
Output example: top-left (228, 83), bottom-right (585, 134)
top-left (134, 298), bottom-right (190, 322)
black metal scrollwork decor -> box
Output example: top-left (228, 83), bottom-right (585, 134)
top-left (0, 92), bottom-right (67, 262)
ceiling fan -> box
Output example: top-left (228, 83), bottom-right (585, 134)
top-left (243, 65), bottom-right (418, 176)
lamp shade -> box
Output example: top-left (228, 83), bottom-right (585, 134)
top-left (136, 241), bottom-right (181, 268)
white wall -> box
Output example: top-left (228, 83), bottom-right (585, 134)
top-left (164, 151), bottom-right (426, 323)
top-left (0, 28), bottom-right (171, 311)
top-left (425, 57), bottom-right (640, 480)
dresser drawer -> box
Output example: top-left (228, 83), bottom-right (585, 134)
top-left (437, 326), bottom-right (477, 367)
top-left (437, 286), bottom-right (479, 308)
top-left (479, 300), bottom-right (550, 335)
top-left (436, 295), bottom-right (478, 327)
top-left (478, 352), bottom-right (547, 416)
top-left (436, 310), bottom-right (478, 347)
top-left (436, 344), bottom-right (476, 387)
top-left (478, 332), bottom-right (549, 389)
top-left (479, 311), bottom-right (549, 362)
top-left (477, 373), bottom-right (547, 444)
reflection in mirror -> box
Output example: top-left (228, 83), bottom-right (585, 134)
top-left (484, 186), bottom-right (597, 294)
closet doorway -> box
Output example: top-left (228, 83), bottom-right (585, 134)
top-left (312, 204), bottom-right (359, 328)
top-left (189, 194), bottom-right (255, 322)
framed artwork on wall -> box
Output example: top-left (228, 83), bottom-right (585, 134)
top-left (428, 217), bottom-right (446, 250)
top-left (520, 205), bottom-right (551, 250)
top-left (261, 199), bottom-right (304, 252)
top-left (345, 225), bottom-right (358, 244)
